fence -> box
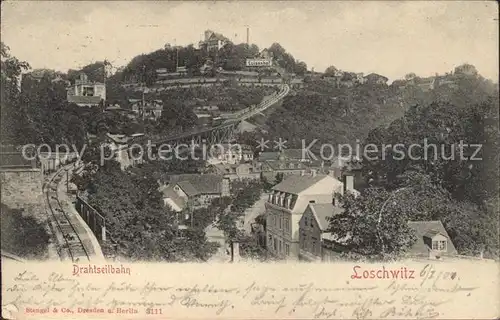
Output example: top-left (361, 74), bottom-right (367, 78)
top-left (75, 193), bottom-right (107, 242)
top-left (74, 193), bottom-right (124, 259)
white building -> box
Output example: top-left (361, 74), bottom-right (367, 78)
top-left (265, 172), bottom-right (356, 260)
top-left (67, 73), bottom-right (106, 107)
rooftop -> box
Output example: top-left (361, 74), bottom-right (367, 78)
top-left (159, 185), bottom-right (187, 210)
top-left (309, 203), bottom-right (344, 231)
top-left (407, 220), bottom-right (458, 256)
top-left (272, 174), bottom-right (328, 194)
top-left (168, 174), bottom-right (223, 196)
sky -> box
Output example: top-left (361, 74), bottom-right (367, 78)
top-left (1, 1), bottom-right (498, 81)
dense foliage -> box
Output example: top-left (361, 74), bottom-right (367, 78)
top-left (86, 161), bottom-right (218, 261)
top-left (0, 203), bottom-right (50, 259)
top-left (1, 42), bottom-right (96, 149)
top-left (264, 80), bottom-right (405, 149)
top-left (329, 71), bottom-right (499, 259)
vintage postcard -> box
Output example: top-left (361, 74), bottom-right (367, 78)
top-left (1, 1), bottom-right (499, 319)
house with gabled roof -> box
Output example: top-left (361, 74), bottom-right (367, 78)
top-left (298, 203), bottom-right (345, 261)
top-left (407, 220), bottom-right (458, 259)
top-left (199, 30), bottom-right (229, 52)
top-left (159, 174), bottom-right (230, 212)
top-left (266, 171), bottom-right (357, 260)
top-left (364, 73), bottom-right (389, 85)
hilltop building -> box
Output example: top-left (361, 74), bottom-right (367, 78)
top-left (198, 30), bottom-right (229, 52)
top-left (67, 73), bottom-right (105, 107)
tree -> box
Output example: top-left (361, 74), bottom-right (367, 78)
top-left (327, 187), bottom-right (418, 260)
top-left (86, 162), bottom-right (219, 261)
top-left (295, 61), bottom-right (307, 76)
top-left (1, 42), bottom-right (31, 144)
top-left (404, 73), bottom-right (416, 80)
top-left (1, 204), bottom-right (50, 259)
top-left (359, 80), bottom-right (499, 258)
top-left (324, 66), bottom-right (338, 77)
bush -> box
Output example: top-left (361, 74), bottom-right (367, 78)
top-left (1, 204), bottom-right (50, 259)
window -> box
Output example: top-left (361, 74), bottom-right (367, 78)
top-left (279, 216), bottom-right (282, 230)
top-left (284, 219), bottom-right (289, 232)
top-left (310, 218), bottom-right (314, 228)
top-left (279, 240), bottom-right (282, 253)
top-left (312, 237), bottom-right (317, 254)
top-left (174, 186), bottom-right (179, 191)
top-left (268, 234), bottom-right (272, 243)
top-left (285, 244), bottom-right (290, 256)
top-left (83, 86), bottom-right (95, 96)
top-left (273, 238), bottom-right (277, 251)
top-left (432, 240), bottom-right (447, 251)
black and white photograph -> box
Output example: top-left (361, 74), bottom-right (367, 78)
top-left (1, 1), bottom-right (499, 319)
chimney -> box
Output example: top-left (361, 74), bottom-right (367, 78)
top-left (246, 27), bottom-right (249, 45)
top-left (343, 174), bottom-right (354, 194)
top-left (231, 241), bottom-right (240, 263)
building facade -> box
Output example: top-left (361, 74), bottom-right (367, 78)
top-left (199, 30), bottom-right (229, 52)
top-left (213, 163), bottom-right (261, 181)
top-left (159, 174), bottom-right (230, 212)
top-left (298, 175), bottom-right (358, 261)
top-left (265, 172), bottom-right (345, 260)
top-left (67, 73), bottom-right (106, 107)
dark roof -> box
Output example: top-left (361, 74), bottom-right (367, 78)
top-left (67, 95), bottom-right (101, 105)
top-left (283, 149), bottom-right (309, 160)
top-left (407, 221), bottom-right (458, 256)
top-left (309, 203), bottom-right (344, 230)
top-left (272, 174), bottom-right (327, 194)
top-left (262, 160), bottom-right (307, 171)
top-left (258, 149), bottom-right (311, 162)
top-left (258, 152), bottom-right (280, 161)
top-left (169, 174), bottom-right (223, 195)
top-left (209, 33), bottom-right (227, 41)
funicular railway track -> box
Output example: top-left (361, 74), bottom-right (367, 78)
top-left (44, 165), bottom-right (90, 262)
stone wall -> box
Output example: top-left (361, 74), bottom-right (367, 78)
top-left (0, 168), bottom-right (43, 209)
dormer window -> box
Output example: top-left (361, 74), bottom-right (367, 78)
top-left (289, 163), bottom-right (294, 169)
top-left (432, 240), bottom-right (447, 251)
top-left (174, 186), bottom-right (179, 191)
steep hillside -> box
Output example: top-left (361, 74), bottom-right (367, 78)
top-left (263, 80), bottom-right (405, 149)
